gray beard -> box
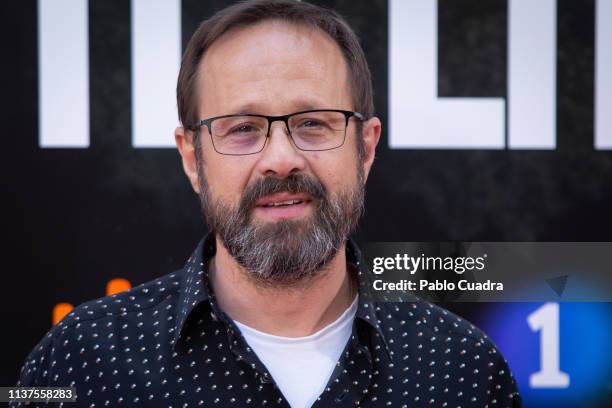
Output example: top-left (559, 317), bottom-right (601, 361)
top-left (197, 171), bottom-right (364, 287)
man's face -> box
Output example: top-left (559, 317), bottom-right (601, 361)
top-left (176, 20), bottom-right (380, 285)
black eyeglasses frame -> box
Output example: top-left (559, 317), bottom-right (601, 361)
top-left (186, 109), bottom-right (364, 156)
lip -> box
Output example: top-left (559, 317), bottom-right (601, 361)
top-left (254, 192), bottom-right (312, 207)
top-left (253, 192), bottom-right (313, 221)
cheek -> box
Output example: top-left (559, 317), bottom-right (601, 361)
top-left (309, 151), bottom-right (359, 192)
top-left (202, 158), bottom-right (255, 203)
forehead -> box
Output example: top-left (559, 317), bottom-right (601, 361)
top-left (198, 19), bottom-right (351, 116)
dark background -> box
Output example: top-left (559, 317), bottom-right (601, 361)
top-left (3, 0), bottom-right (610, 404)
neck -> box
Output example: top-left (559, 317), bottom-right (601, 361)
top-left (209, 236), bottom-right (356, 337)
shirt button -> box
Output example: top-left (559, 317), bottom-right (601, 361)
top-left (260, 373), bottom-right (273, 384)
top-left (334, 389), bottom-right (349, 403)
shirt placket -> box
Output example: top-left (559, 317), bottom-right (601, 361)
top-left (312, 323), bottom-right (375, 407)
top-left (220, 308), bottom-right (292, 407)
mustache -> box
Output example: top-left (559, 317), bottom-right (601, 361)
top-left (237, 173), bottom-right (328, 217)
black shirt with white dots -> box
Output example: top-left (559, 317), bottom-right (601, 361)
top-left (14, 234), bottom-right (521, 407)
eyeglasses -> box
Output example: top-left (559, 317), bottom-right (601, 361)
top-left (186, 109), bottom-right (364, 156)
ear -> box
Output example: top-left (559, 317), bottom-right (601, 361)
top-left (175, 126), bottom-right (201, 193)
top-left (361, 116), bottom-right (382, 183)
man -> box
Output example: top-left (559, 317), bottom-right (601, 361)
top-left (14, 1), bottom-right (521, 407)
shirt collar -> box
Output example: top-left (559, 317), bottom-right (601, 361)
top-left (171, 235), bottom-right (214, 348)
top-left (172, 233), bottom-right (393, 361)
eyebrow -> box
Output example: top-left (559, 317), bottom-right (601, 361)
top-left (230, 101), bottom-right (326, 116)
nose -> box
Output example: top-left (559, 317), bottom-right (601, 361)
top-left (255, 120), bottom-right (307, 178)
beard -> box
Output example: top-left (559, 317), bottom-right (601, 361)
top-left (196, 164), bottom-right (365, 287)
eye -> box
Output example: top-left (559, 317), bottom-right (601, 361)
top-left (229, 123), bottom-right (260, 134)
top-left (298, 119), bottom-right (326, 128)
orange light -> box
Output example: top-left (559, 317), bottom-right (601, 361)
top-left (52, 302), bottom-right (74, 325)
top-left (106, 278), bottom-right (132, 296)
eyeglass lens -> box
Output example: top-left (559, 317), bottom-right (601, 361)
top-left (209, 111), bottom-right (347, 155)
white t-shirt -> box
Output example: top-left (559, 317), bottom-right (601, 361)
top-left (233, 296), bottom-right (358, 408)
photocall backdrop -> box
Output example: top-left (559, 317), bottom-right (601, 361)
top-left (3, 0), bottom-right (611, 406)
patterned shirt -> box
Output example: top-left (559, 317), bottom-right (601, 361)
top-left (13, 234), bottom-right (521, 407)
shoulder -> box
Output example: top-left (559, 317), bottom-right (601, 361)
top-left (55, 269), bottom-right (185, 335)
top-left (14, 269), bottom-right (185, 387)
top-left (379, 300), bottom-right (505, 365)
top-left (377, 300), bottom-right (521, 406)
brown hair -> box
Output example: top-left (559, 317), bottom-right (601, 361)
top-left (176, 0), bottom-right (374, 131)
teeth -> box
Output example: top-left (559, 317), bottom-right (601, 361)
top-left (263, 199), bottom-right (303, 207)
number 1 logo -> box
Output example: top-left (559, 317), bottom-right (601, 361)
top-left (527, 302), bottom-right (570, 388)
